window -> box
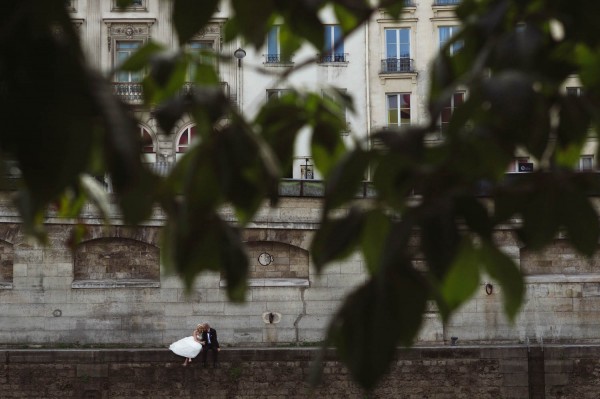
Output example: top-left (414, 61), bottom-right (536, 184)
top-left (508, 157), bottom-right (531, 173)
top-left (112, 0), bottom-right (146, 10)
top-left (322, 25), bottom-right (345, 62)
top-left (440, 92), bottom-right (464, 133)
top-left (266, 89), bottom-right (291, 101)
top-left (578, 156), bottom-right (594, 171)
top-left (187, 41), bottom-right (214, 80)
top-left (566, 87), bottom-right (583, 96)
top-left (115, 41), bottom-right (143, 82)
top-left (300, 159), bottom-right (315, 180)
top-left (323, 89), bottom-right (349, 134)
top-left (176, 125), bottom-right (197, 154)
top-left (383, 28), bottom-right (411, 73)
top-left (266, 26), bottom-right (291, 64)
top-left (387, 93), bottom-right (411, 127)
top-left (439, 26), bottom-right (463, 55)
top-left (140, 126), bottom-right (154, 155)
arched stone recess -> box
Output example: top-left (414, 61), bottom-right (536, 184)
top-left (0, 239), bottom-right (14, 289)
top-left (72, 235), bottom-right (160, 289)
top-left (220, 237), bottom-right (310, 288)
top-left (520, 239), bottom-right (600, 275)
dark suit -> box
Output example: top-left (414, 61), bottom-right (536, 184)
top-left (201, 327), bottom-right (220, 367)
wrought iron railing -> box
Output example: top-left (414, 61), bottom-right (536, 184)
top-left (113, 81), bottom-right (230, 103)
top-left (318, 53), bottom-right (348, 63)
top-left (264, 54), bottom-right (293, 64)
top-left (182, 82), bottom-right (230, 99)
top-left (112, 82), bottom-right (143, 103)
top-left (434, 0), bottom-right (460, 5)
top-left (381, 58), bottom-right (414, 73)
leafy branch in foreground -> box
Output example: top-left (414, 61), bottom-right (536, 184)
top-left (3, 0), bottom-right (600, 391)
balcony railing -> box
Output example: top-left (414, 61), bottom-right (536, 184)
top-left (182, 81), bottom-right (230, 99)
top-left (433, 0), bottom-right (460, 5)
top-left (112, 82), bottom-right (143, 103)
top-left (113, 81), bottom-right (230, 103)
top-left (264, 54), bottom-right (293, 64)
top-left (381, 58), bottom-right (415, 73)
top-left (318, 53), bottom-right (349, 63)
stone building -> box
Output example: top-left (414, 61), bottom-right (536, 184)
top-left (0, 0), bottom-right (599, 350)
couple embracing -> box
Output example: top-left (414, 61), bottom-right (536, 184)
top-left (169, 322), bottom-right (220, 367)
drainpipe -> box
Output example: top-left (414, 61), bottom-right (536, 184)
top-left (364, 18), bottom-right (372, 178)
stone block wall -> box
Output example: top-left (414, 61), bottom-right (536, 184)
top-left (0, 346), bottom-right (531, 399)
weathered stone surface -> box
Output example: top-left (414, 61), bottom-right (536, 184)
top-left (0, 347), bottom-right (551, 399)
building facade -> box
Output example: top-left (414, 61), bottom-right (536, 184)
top-left (0, 0), bottom-right (599, 348)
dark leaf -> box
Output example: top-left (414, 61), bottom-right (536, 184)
top-left (173, 0), bottom-right (220, 44)
top-left (480, 240), bottom-right (524, 321)
top-left (559, 186), bottom-right (599, 257)
top-left (328, 263), bottom-right (427, 390)
top-left (311, 207), bottom-right (365, 272)
top-left (324, 147), bottom-right (370, 211)
top-left (440, 238), bottom-right (482, 316)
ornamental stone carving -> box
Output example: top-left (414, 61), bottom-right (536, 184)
top-left (105, 21), bottom-right (154, 51)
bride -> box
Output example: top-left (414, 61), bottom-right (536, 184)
top-left (169, 324), bottom-right (205, 366)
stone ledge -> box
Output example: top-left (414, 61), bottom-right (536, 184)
top-left (71, 279), bottom-right (160, 289)
top-left (524, 274), bottom-right (600, 283)
top-left (219, 278), bottom-right (310, 288)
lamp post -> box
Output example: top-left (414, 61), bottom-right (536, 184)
top-left (233, 48), bottom-right (246, 67)
top-left (233, 48), bottom-right (246, 111)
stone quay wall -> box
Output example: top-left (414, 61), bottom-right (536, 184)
top-left (2, 345), bottom-right (599, 399)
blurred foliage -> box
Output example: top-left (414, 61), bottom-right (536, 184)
top-left (2, 0), bottom-right (600, 391)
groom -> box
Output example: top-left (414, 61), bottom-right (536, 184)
top-left (201, 323), bottom-right (220, 368)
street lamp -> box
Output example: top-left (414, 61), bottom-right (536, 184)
top-left (233, 48), bottom-right (246, 67)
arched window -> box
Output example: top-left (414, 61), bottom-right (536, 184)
top-left (140, 126), bottom-right (156, 163)
top-left (176, 125), bottom-right (197, 157)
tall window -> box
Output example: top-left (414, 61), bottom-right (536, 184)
top-left (387, 93), bottom-right (411, 127)
top-left (578, 156), bottom-right (594, 171)
top-left (323, 25), bottom-right (345, 62)
top-left (440, 92), bottom-right (465, 133)
top-left (188, 41), bottom-right (214, 80)
top-left (115, 41), bottom-right (143, 82)
top-left (177, 125), bottom-right (197, 154)
top-left (266, 26), bottom-right (284, 63)
top-left (323, 89), bottom-right (349, 133)
top-left (384, 28), bottom-right (411, 72)
top-left (140, 127), bottom-right (154, 154)
top-left (566, 87), bottom-right (583, 96)
top-left (439, 26), bottom-right (462, 55)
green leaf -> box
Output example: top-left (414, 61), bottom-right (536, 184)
top-left (311, 207), bottom-right (365, 272)
top-left (229, 0), bottom-right (275, 47)
top-left (173, 0), bottom-right (220, 44)
top-left (559, 187), bottom-right (599, 257)
top-left (480, 241), bottom-right (524, 321)
top-left (324, 147), bottom-right (370, 211)
top-left (328, 263), bottom-right (427, 390)
top-left (119, 41), bottom-right (165, 72)
top-left (360, 210), bottom-right (392, 275)
top-left (441, 238), bottom-right (481, 315)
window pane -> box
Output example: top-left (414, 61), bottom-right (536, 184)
top-left (333, 25), bottom-right (344, 54)
top-left (267, 26), bottom-right (279, 55)
top-left (401, 94), bottom-right (410, 107)
top-left (387, 94), bottom-right (398, 109)
top-left (385, 29), bottom-right (398, 58)
top-left (324, 26), bottom-right (333, 53)
top-left (453, 92), bottom-right (464, 106)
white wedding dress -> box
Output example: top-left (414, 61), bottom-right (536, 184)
top-left (169, 336), bottom-right (203, 358)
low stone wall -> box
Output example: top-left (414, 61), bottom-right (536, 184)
top-left (0, 345), bottom-right (532, 399)
top-left (3, 344), bottom-right (600, 398)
